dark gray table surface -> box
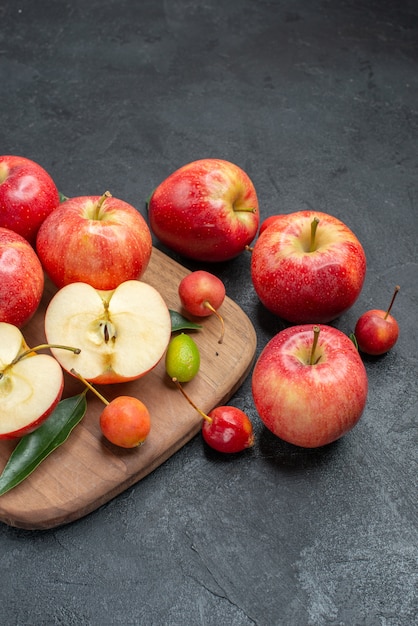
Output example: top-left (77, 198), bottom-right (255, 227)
top-left (1, 1), bottom-right (417, 625)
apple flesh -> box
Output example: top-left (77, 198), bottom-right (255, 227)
top-left (252, 324), bottom-right (368, 448)
top-left (148, 158), bottom-right (259, 262)
top-left (44, 280), bottom-right (171, 384)
top-left (36, 192), bottom-right (153, 290)
top-left (355, 286), bottom-right (400, 355)
top-left (251, 211), bottom-right (367, 323)
top-left (0, 155), bottom-right (60, 244)
top-left (0, 322), bottom-right (64, 439)
top-left (0, 227), bottom-right (44, 328)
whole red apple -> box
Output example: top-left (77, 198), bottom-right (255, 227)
top-left (148, 158), bottom-right (259, 262)
top-left (0, 227), bottom-right (44, 328)
top-left (252, 325), bottom-right (368, 448)
top-left (36, 192), bottom-right (152, 290)
top-left (355, 286), bottom-right (400, 355)
top-left (251, 210), bottom-right (367, 323)
top-left (0, 155), bottom-right (60, 244)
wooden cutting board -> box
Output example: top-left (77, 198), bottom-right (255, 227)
top-left (0, 248), bottom-right (256, 530)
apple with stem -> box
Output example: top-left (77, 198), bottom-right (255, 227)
top-left (251, 210), bottom-right (367, 323)
top-left (354, 286), bottom-right (400, 355)
top-left (252, 324), bottom-right (368, 448)
top-left (178, 270), bottom-right (226, 343)
top-left (0, 227), bottom-right (45, 328)
top-left (0, 155), bottom-right (60, 244)
top-left (171, 378), bottom-right (254, 453)
top-left (44, 279), bottom-right (171, 384)
top-left (71, 369), bottom-right (151, 448)
top-left (0, 322), bottom-right (80, 439)
top-left (36, 191), bottom-right (152, 290)
top-left (148, 158), bottom-right (259, 262)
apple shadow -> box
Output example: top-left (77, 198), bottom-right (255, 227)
top-left (253, 301), bottom-right (291, 340)
top-left (256, 424), bottom-right (342, 473)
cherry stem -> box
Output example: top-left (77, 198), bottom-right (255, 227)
top-left (11, 343), bottom-right (81, 366)
top-left (204, 301), bottom-right (225, 344)
top-left (310, 326), bottom-right (321, 365)
top-left (384, 285), bottom-right (400, 320)
top-left (171, 377), bottom-right (212, 424)
top-left (310, 217), bottom-right (320, 252)
top-left (71, 369), bottom-right (110, 406)
top-left (92, 190), bottom-right (112, 220)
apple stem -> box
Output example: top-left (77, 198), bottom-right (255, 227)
top-left (310, 325), bottom-right (321, 365)
top-left (171, 377), bottom-right (212, 424)
top-left (310, 217), bottom-right (320, 253)
top-left (11, 344), bottom-right (81, 366)
top-left (384, 285), bottom-right (400, 320)
top-left (204, 301), bottom-right (225, 344)
top-left (92, 190), bottom-right (112, 220)
top-left (70, 369), bottom-right (110, 406)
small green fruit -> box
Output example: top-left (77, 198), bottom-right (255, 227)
top-left (165, 333), bottom-right (200, 383)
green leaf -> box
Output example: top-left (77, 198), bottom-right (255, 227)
top-left (0, 392), bottom-right (87, 496)
top-left (170, 310), bottom-right (202, 332)
top-left (59, 191), bottom-right (69, 203)
top-left (349, 332), bottom-right (359, 351)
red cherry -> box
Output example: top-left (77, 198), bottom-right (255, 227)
top-left (179, 270), bottom-right (226, 343)
top-left (100, 396), bottom-right (151, 448)
top-left (355, 286), bottom-right (400, 355)
top-left (202, 405), bottom-right (254, 453)
top-left (171, 378), bottom-right (254, 454)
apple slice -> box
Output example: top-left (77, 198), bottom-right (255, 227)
top-left (45, 280), bottom-right (172, 384)
top-left (0, 322), bottom-right (64, 439)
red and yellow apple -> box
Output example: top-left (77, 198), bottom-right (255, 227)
top-left (44, 279), bottom-right (171, 384)
top-left (0, 227), bottom-right (44, 328)
top-left (36, 192), bottom-right (152, 290)
top-left (251, 210), bottom-right (367, 323)
top-left (0, 155), bottom-right (60, 244)
top-left (148, 158), bottom-right (259, 262)
top-left (355, 286), bottom-right (400, 355)
top-left (252, 324), bottom-right (368, 448)
top-left (0, 322), bottom-right (64, 439)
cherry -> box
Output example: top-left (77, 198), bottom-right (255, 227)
top-left (71, 369), bottom-right (151, 448)
top-left (178, 270), bottom-right (226, 343)
top-left (171, 377), bottom-right (254, 453)
top-left (354, 286), bottom-right (400, 355)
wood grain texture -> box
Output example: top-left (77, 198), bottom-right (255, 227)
top-left (0, 248), bottom-right (256, 530)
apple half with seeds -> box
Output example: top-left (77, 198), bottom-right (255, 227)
top-left (44, 280), bottom-right (172, 384)
top-left (0, 322), bottom-right (64, 439)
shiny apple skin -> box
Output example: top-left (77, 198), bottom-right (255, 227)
top-left (148, 159), bottom-right (259, 262)
top-left (355, 310), bottom-right (399, 355)
top-left (251, 210), bottom-right (367, 323)
top-left (252, 325), bottom-right (368, 448)
top-left (0, 227), bottom-right (44, 328)
top-left (36, 194), bottom-right (152, 290)
top-left (0, 155), bottom-right (60, 244)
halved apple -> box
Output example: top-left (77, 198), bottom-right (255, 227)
top-left (45, 280), bottom-right (172, 384)
top-left (0, 322), bottom-right (64, 439)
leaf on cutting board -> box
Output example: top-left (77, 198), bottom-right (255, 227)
top-left (170, 310), bottom-right (202, 332)
top-left (0, 392), bottom-right (87, 497)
